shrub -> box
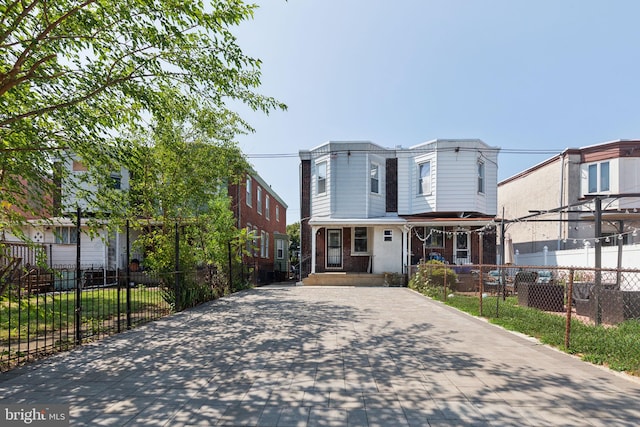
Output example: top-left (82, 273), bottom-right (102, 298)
top-left (409, 260), bottom-right (457, 299)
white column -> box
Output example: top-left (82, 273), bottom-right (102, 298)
top-left (404, 225), bottom-right (411, 275)
top-left (311, 226), bottom-right (318, 274)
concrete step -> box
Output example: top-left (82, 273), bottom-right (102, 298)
top-left (303, 273), bottom-right (391, 287)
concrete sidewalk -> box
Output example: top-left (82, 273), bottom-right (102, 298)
top-left (2, 285), bottom-right (640, 426)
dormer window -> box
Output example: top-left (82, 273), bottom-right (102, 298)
top-left (418, 161), bottom-right (431, 195)
top-left (317, 161), bottom-right (327, 194)
top-left (370, 163), bottom-right (379, 194)
top-left (587, 161), bottom-right (610, 193)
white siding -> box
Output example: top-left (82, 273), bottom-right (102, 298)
top-left (435, 142), bottom-right (497, 214)
top-left (619, 158), bottom-right (640, 209)
top-left (332, 151), bottom-right (367, 218)
top-left (397, 140), bottom-right (497, 216)
top-left (367, 154), bottom-right (386, 217)
top-left (311, 155), bottom-right (331, 217)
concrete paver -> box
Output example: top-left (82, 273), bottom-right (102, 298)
top-left (2, 284), bottom-right (640, 426)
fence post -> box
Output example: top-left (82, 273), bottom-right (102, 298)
top-left (479, 265), bottom-right (484, 316)
top-left (126, 221), bottom-right (131, 329)
top-left (75, 207), bottom-right (82, 345)
top-left (565, 269), bottom-right (574, 350)
top-left (174, 222), bottom-right (180, 312)
top-left (443, 265), bottom-right (447, 302)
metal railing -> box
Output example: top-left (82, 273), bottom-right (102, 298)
top-left (0, 266), bottom-right (174, 371)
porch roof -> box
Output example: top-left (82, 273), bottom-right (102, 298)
top-left (307, 216), bottom-right (496, 227)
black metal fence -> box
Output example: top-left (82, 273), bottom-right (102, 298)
top-left (0, 265), bottom-right (174, 371)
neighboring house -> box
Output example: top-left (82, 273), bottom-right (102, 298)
top-left (498, 139), bottom-right (640, 256)
top-left (228, 171), bottom-right (289, 285)
top-left (299, 139), bottom-right (499, 283)
top-left (3, 156), bottom-right (132, 270)
top-left (10, 158), bottom-right (291, 284)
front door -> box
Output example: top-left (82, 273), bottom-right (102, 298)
top-left (326, 229), bottom-right (342, 268)
top-left (454, 231), bottom-right (470, 265)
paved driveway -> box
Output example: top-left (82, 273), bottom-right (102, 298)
top-left (2, 285), bottom-right (640, 426)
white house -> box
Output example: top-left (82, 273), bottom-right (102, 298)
top-left (299, 139), bottom-right (500, 284)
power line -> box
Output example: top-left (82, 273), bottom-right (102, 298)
top-left (244, 147), bottom-right (565, 159)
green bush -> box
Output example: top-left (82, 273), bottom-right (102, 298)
top-left (409, 260), bottom-right (457, 298)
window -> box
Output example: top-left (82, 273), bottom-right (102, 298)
top-left (246, 177), bottom-right (252, 206)
top-left (261, 230), bottom-right (267, 258)
top-left (265, 195), bottom-right (270, 219)
top-left (246, 225), bottom-right (252, 253)
top-left (317, 161), bottom-right (327, 194)
top-left (111, 174), bottom-right (121, 190)
top-left (253, 226), bottom-right (258, 256)
top-left (477, 161), bottom-right (485, 194)
top-left (354, 227), bottom-right (368, 253)
top-left (276, 205), bottom-right (280, 222)
top-left (370, 163), bottom-right (379, 194)
top-left (588, 164), bottom-right (598, 193)
top-left (384, 230), bottom-right (393, 242)
top-left (72, 160), bottom-right (87, 171)
top-left (600, 161), bottom-right (610, 191)
top-left (276, 239), bottom-right (284, 259)
top-left (54, 227), bottom-right (78, 244)
top-left (265, 232), bottom-right (269, 258)
top-left (257, 186), bottom-right (262, 214)
top-left (587, 162), bottom-right (610, 193)
top-left (418, 162), bottom-right (431, 195)
top-left (424, 226), bottom-right (444, 248)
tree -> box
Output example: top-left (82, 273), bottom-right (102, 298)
top-left (1, 0), bottom-right (285, 236)
top-left (286, 222), bottom-right (300, 268)
top-left (128, 95), bottom-right (254, 297)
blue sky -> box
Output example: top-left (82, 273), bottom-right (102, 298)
top-left (232, 0), bottom-right (640, 223)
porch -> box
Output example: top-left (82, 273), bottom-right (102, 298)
top-left (303, 272), bottom-right (404, 287)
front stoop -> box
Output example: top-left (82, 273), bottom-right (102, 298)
top-left (302, 272), bottom-right (388, 287)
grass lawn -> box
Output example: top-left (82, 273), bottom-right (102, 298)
top-left (429, 291), bottom-right (640, 376)
top-left (1, 287), bottom-right (170, 341)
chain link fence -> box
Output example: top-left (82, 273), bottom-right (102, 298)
top-left (410, 261), bottom-right (640, 349)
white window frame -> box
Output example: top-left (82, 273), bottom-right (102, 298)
top-left (317, 161), bottom-right (327, 195)
top-left (265, 195), bottom-right (270, 219)
top-left (276, 205), bottom-right (280, 222)
top-left (383, 229), bottom-right (392, 242)
top-left (253, 226), bottom-right (259, 256)
top-left (276, 239), bottom-right (285, 259)
top-left (587, 161), bottom-right (610, 193)
top-left (477, 161), bottom-right (485, 194)
top-left (600, 161), bottom-right (610, 192)
top-left (418, 161), bottom-right (432, 195)
top-left (353, 227), bottom-right (369, 254)
top-left (54, 226), bottom-right (78, 245)
top-left (246, 176), bottom-right (252, 207)
top-left (370, 162), bottom-right (379, 194)
top-left (257, 186), bottom-right (263, 215)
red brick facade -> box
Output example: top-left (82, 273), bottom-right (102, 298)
top-left (228, 173), bottom-right (288, 284)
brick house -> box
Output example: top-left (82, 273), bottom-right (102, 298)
top-left (228, 171), bottom-right (289, 285)
top-left (299, 140), bottom-right (499, 285)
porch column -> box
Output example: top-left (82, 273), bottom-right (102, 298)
top-left (402, 226), bottom-right (410, 275)
top-left (311, 225), bottom-right (318, 274)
